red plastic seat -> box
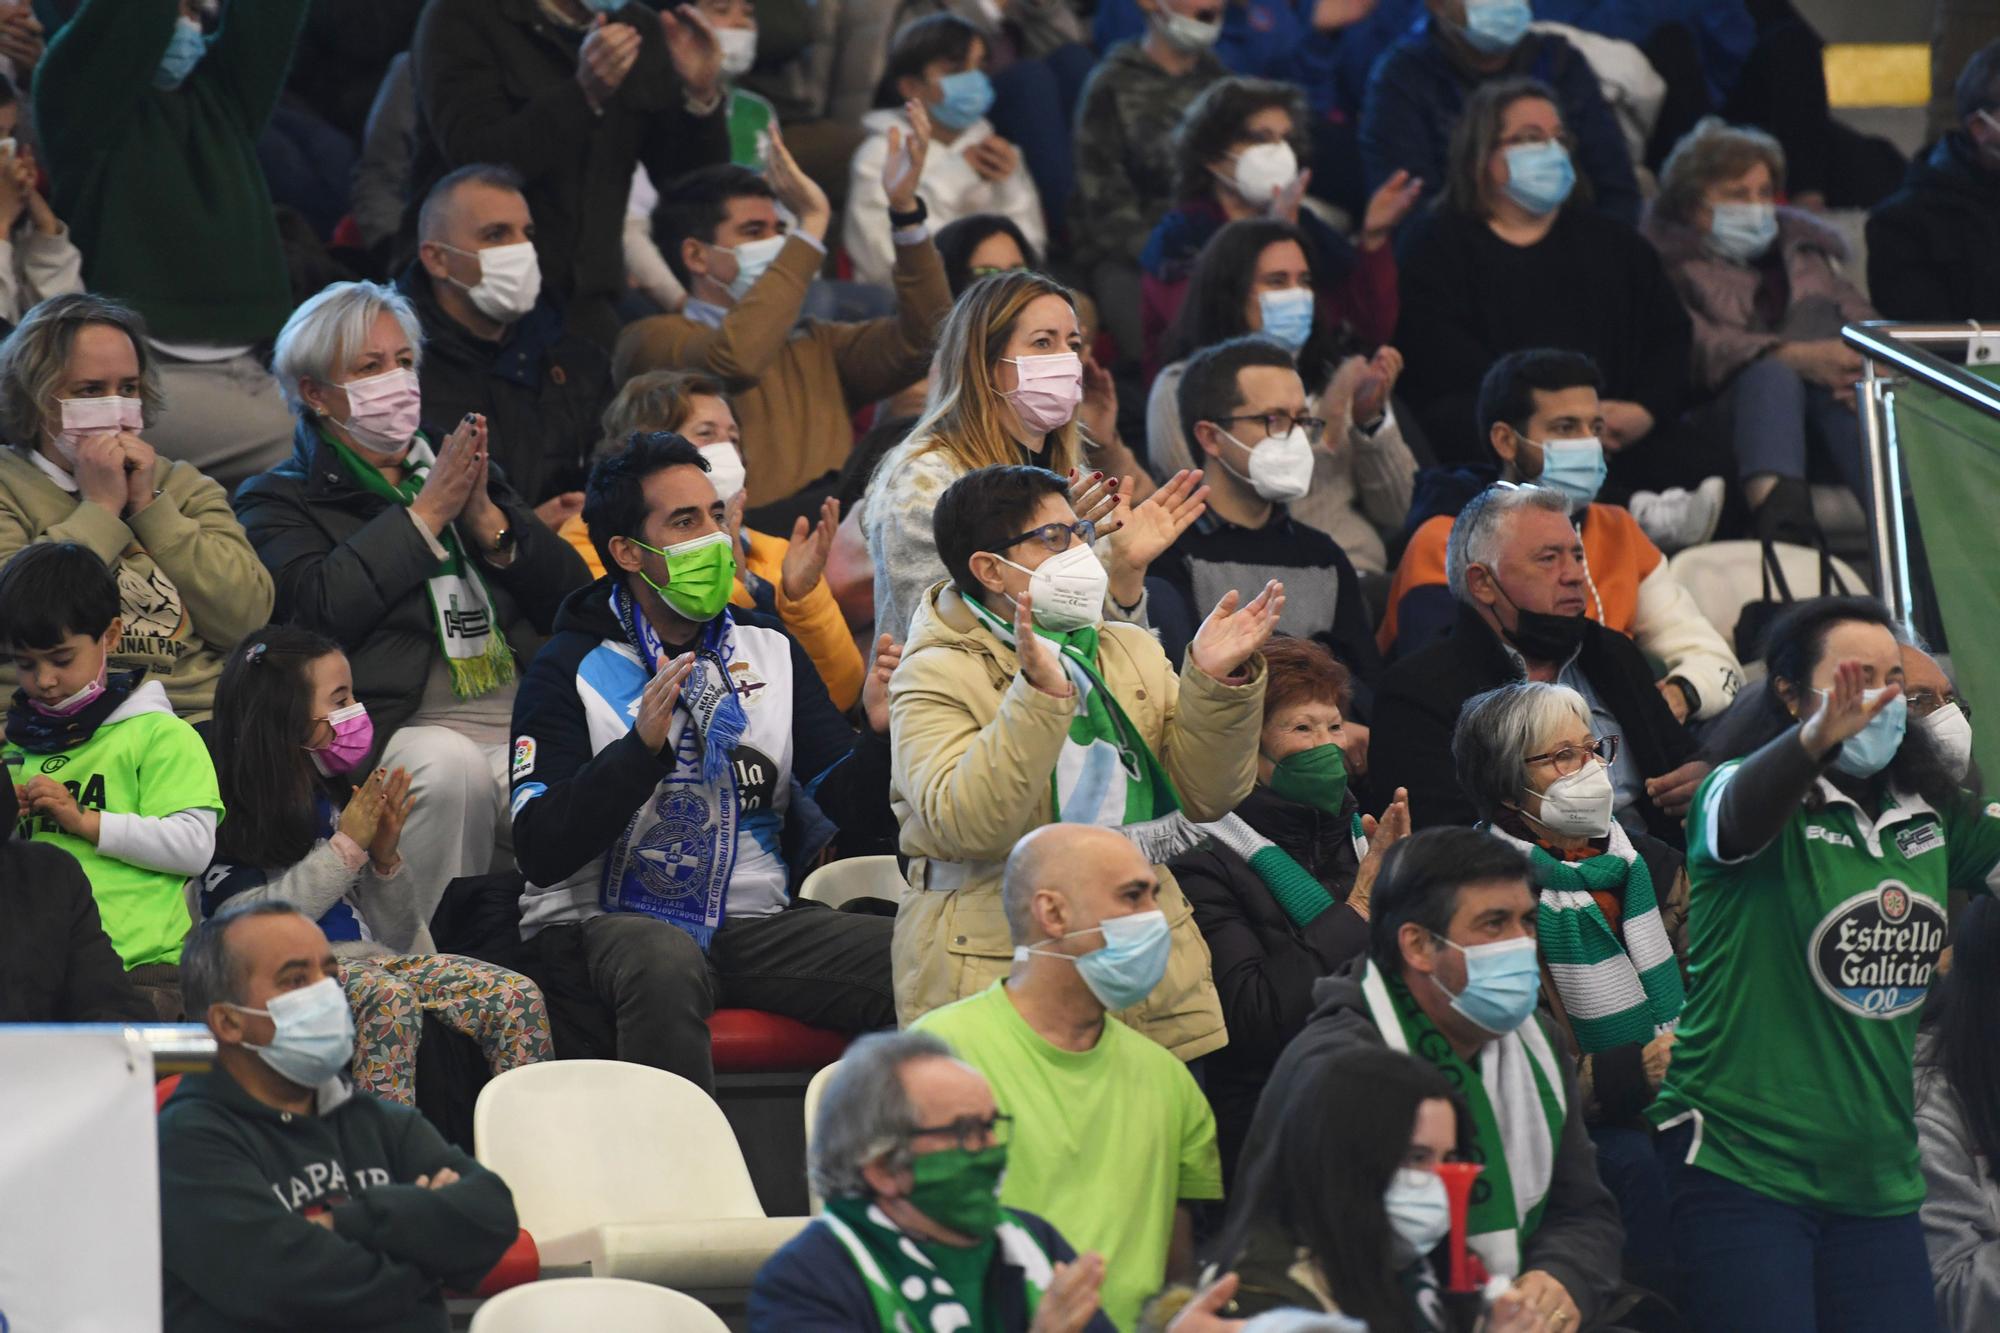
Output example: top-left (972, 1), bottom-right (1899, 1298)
top-left (706, 1008), bottom-right (849, 1075)
top-left (464, 1228), bottom-right (541, 1297)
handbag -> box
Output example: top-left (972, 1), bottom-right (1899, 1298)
top-left (1734, 532), bottom-right (1850, 662)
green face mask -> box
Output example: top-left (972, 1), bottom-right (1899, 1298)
top-left (904, 1143), bottom-right (1008, 1238)
top-left (627, 530), bottom-right (736, 622)
top-left (1264, 741), bottom-right (1349, 814)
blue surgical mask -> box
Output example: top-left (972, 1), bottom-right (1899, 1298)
top-left (1015, 908), bottom-right (1172, 1011)
top-left (1385, 1167), bottom-right (1452, 1255)
top-left (1708, 202), bottom-right (1779, 263)
top-left (1532, 435), bottom-right (1606, 506)
top-left (154, 14), bottom-right (206, 90)
top-left (1821, 687), bottom-right (1909, 779)
top-left (1431, 933), bottom-right (1541, 1035)
top-left (716, 233), bottom-right (787, 302)
top-left (229, 976), bottom-right (356, 1089)
top-left (933, 69), bottom-right (996, 131)
top-left (1502, 140), bottom-right (1575, 215)
top-left (1461, 0), bottom-right (1532, 54)
top-left (1258, 287), bottom-right (1315, 352)
top-left (581, 0), bottom-right (627, 12)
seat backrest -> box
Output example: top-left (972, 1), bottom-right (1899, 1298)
top-left (474, 1061), bottom-right (768, 1238)
top-left (798, 855), bottom-right (906, 910)
top-left (469, 1277), bottom-right (729, 1333)
top-left (1667, 540), bottom-right (1869, 653)
top-left (801, 1059), bottom-right (843, 1214)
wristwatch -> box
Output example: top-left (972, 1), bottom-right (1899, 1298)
top-left (887, 197), bottom-right (928, 230)
top-left (488, 524), bottom-right (516, 557)
top-left (1666, 675), bottom-right (1699, 717)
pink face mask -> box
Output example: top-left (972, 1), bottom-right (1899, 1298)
top-left (308, 701), bottom-right (375, 776)
top-left (29, 659), bottom-right (108, 717)
top-left (53, 395), bottom-right (145, 463)
top-left (337, 368), bottom-right (422, 456)
top-left (1001, 352), bottom-right (1084, 434)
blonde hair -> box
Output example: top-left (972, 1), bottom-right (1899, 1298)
top-left (906, 270), bottom-right (1085, 476)
top-left (597, 369), bottom-right (729, 457)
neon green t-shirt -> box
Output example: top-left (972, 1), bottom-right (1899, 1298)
top-left (915, 983), bottom-right (1223, 1330)
top-left (1652, 760), bottom-right (2000, 1215)
top-left (4, 702), bottom-right (221, 968)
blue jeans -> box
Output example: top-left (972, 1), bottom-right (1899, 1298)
top-left (1728, 355), bottom-right (1865, 497)
top-left (1655, 1122), bottom-right (1939, 1333)
top-left (989, 43), bottom-right (1095, 237)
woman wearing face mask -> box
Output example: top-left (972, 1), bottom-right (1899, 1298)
top-left (862, 268), bottom-right (1203, 640)
top-left (1149, 219), bottom-right (1415, 578)
top-left (1396, 80), bottom-right (1736, 541)
top-left (199, 627), bottom-right (555, 1106)
top-left (1170, 637), bottom-right (1410, 1185)
top-left (1452, 680), bottom-right (1687, 1301)
top-left (1653, 595), bottom-right (2000, 1331)
top-left (1643, 118), bottom-right (1878, 546)
top-left (0, 293), bottom-right (274, 723)
top-left (1140, 77), bottom-right (1417, 373)
top-left (237, 280), bottom-right (589, 926)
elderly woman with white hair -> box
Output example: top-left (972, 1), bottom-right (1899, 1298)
top-left (233, 280), bottom-right (588, 918)
top-left (0, 292), bottom-right (272, 721)
top-left (1452, 678), bottom-right (1688, 1300)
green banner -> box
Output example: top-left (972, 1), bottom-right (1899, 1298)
top-left (1893, 366), bottom-right (2000, 784)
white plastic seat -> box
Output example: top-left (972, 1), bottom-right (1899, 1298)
top-left (469, 1277), bottom-right (728, 1332)
top-left (1667, 540), bottom-right (1869, 655)
top-left (474, 1061), bottom-right (808, 1290)
top-left (798, 854), bottom-right (906, 909)
top-left (801, 1059), bottom-right (843, 1214)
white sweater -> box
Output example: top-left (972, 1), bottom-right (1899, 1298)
top-left (843, 109), bottom-right (1046, 288)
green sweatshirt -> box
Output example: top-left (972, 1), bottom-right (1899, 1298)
top-left (159, 1064), bottom-right (519, 1333)
top-left (33, 0), bottom-right (309, 342)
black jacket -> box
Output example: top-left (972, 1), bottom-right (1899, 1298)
top-left (1866, 133), bottom-right (2000, 324)
top-left (0, 839), bottom-right (153, 1022)
top-left (160, 1064), bottom-right (517, 1333)
top-left (1245, 960), bottom-right (1624, 1324)
top-left (395, 263), bottom-right (613, 504)
top-left (233, 418), bottom-right (591, 753)
top-left (407, 0), bottom-right (731, 319)
top-left (288, 0), bottom-right (425, 141)
top-left (1171, 785), bottom-right (1369, 1185)
top-left (1371, 601), bottom-right (1696, 843)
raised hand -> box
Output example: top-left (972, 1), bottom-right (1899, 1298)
top-left (1351, 346), bottom-right (1403, 428)
top-left (1027, 1252), bottom-right (1106, 1333)
top-left (336, 769), bottom-right (388, 850)
top-left (965, 134), bottom-right (1020, 184)
top-left (763, 123), bottom-right (832, 240)
top-left (781, 496), bottom-right (840, 601)
top-left (1105, 468), bottom-right (1208, 574)
top-left (861, 633), bottom-right (902, 735)
top-left (1800, 659), bottom-right (1900, 760)
top-left (114, 430), bottom-right (157, 516)
top-left (634, 653), bottom-right (696, 752)
top-left (1360, 168), bottom-right (1423, 247)
top-left (660, 5), bottom-right (724, 101)
top-left (1349, 785), bottom-right (1409, 919)
top-left (883, 100), bottom-right (934, 214)
top-left (1269, 166), bottom-right (1312, 224)
top-left (577, 16), bottom-right (643, 107)
top-left (1012, 592), bottom-right (1072, 698)
top-left (71, 432), bottom-right (129, 516)
top-left (1189, 580), bottom-right (1284, 682)
top-left (1077, 351), bottom-right (1118, 445)
top-left (412, 415), bottom-right (482, 534)
top-left (1066, 468), bottom-right (1121, 535)
top-left (368, 767), bottom-right (414, 872)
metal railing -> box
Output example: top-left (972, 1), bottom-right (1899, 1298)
top-left (1841, 321), bottom-right (2000, 632)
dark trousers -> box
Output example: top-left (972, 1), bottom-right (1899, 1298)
top-left (1589, 1123), bottom-right (1680, 1307)
top-left (1656, 1122), bottom-right (1940, 1333)
top-left (542, 903), bottom-right (895, 1094)
top-left (1602, 414), bottom-right (1748, 536)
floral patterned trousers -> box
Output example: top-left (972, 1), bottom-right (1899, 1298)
top-left (341, 953), bottom-right (554, 1105)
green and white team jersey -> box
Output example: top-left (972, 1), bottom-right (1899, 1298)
top-left (1652, 758), bottom-right (2000, 1215)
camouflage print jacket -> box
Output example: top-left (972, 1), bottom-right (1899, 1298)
top-left (1069, 39), bottom-right (1226, 269)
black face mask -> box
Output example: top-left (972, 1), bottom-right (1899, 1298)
top-left (1485, 571), bottom-right (1589, 663)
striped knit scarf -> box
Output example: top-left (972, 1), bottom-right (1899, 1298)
top-left (1487, 823), bottom-right (1684, 1053)
top-left (1199, 811), bottom-right (1367, 928)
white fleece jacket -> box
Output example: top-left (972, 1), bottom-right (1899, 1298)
top-left (843, 108), bottom-right (1046, 288)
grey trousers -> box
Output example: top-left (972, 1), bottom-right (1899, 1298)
top-left (150, 354), bottom-right (296, 495)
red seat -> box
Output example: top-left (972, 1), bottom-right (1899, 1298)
top-left (155, 1072), bottom-right (183, 1111)
top-left (706, 1008), bottom-right (849, 1075)
top-left (464, 1228), bottom-right (540, 1297)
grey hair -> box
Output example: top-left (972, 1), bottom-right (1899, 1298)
top-left (1452, 681), bottom-right (1593, 821)
top-left (1445, 483), bottom-right (1572, 601)
top-left (418, 162), bottom-right (528, 243)
top-left (180, 900), bottom-right (309, 1019)
top-left (271, 281), bottom-right (425, 415)
top-left (0, 293), bottom-right (167, 448)
top-left (810, 1030), bottom-right (960, 1201)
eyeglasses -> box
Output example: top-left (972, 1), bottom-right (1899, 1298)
top-left (1906, 688), bottom-right (1972, 720)
top-left (1213, 412), bottom-right (1327, 445)
top-left (997, 519), bottom-right (1096, 555)
top-left (1524, 735), bottom-right (1620, 777)
top-left (907, 1113), bottom-right (1013, 1153)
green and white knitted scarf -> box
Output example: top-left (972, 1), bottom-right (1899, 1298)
top-left (970, 600), bottom-right (1202, 864)
top-left (821, 1198), bottom-right (1054, 1332)
top-left (1487, 823), bottom-right (1684, 1054)
top-left (1200, 811), bottom-right (1368, 928)
top-left (327, 429), bottom-right (515, 698)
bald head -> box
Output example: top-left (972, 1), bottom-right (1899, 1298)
top-left (1002, 824), bottom-right (1158, 945)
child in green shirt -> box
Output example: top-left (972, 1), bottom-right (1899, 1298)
top-left (1, 543), bottom-right (222, 1019)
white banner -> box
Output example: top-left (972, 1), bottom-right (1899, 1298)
top-left (0, 1027), bottom-right (161, 1333)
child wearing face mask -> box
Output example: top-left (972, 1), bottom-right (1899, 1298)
top-left (197, 626), bottom-right (554, 1107)
top-left (0, 541), bottom-right (222, 1021)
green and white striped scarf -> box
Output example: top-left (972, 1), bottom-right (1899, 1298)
top-left (970, 600), bottom-right (1202, 864)
top-left (1487, 823), bottom-right (1684, 1054)
top-left (1200, 811), bottom-right (1367, 928)
top-left (821, 1199), bottom-right (1055, 1332)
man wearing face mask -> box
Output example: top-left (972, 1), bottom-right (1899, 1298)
top-left (617, 117), bottom-right (951, 525)
top-left (1372, 483), bottom-right (1704, 841)
top-left (509, 433), bottom-right (901, 1093)
top-left (1359, 0), bottom-right (1641, 230)
top-left (1381, 349), bottom-right (1741, 724)
top-left (1154, 337), bottom-right (1383, 694)
top-left (1247, 828), bottom-right (1625, 1330)
top-left (159, 901), bottom-right (519, 1333)
top-left (1902, 641), bottom-right (1976, 786)
top-left (915, 824), bottom-right (1227, 1332)
top-left (750, 1029), bottom-right (1116, 1331)
top-left (400, 165), bottom-right (613, 525)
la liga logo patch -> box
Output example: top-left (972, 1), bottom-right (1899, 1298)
top-left (1809, 879), bottom-right (1946, 1019)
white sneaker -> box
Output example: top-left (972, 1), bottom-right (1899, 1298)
top-left (1630, 476), bottom-right (1727, 553)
